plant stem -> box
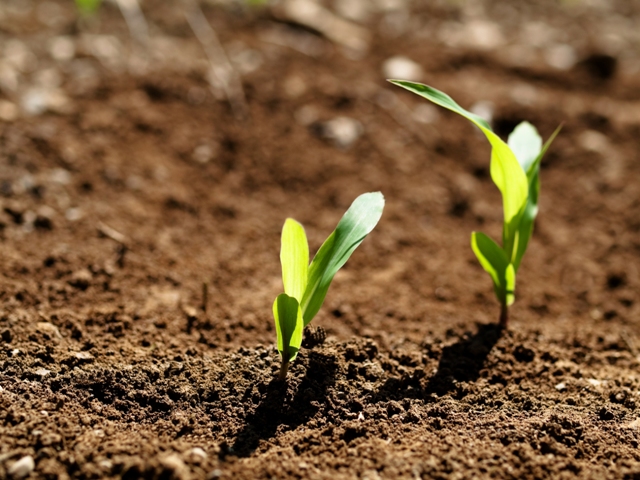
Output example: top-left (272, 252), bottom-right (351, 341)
top-left (499, 303), bottom-right (508, 328)
top-left (278, 358), bottom-right (290, 381)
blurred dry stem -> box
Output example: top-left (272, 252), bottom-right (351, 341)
top-left (185, 0), bottom-right (248, 120)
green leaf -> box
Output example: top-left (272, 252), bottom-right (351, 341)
top-left (388, 80), bottom-right (492, 131)
top-left (272, 293), bottom-right (303, 362)
top-left (75, 0), bottom-right (102, 14)
top-left (512, 125), bottom-right (562, 270)
top-left (508, 121), bottom-right (542, 175)
top-left (301, 192), bottom-right (385, 325)
top-left (389, 80), bottom-right (528, 227)
top-left (471, 231), bottom-right (513, 306)
top-left (280, 219), bottom-right (309, 302)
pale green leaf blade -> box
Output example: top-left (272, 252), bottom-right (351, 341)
top-left (388, 80), bottom-right (491, 131)
top-left (486, 130), bottom-right (529, 226)
top-left (280, 219), bottom-right (309, 302)
top-left (272, 293), bottom-right (303, 362)
top-left (471, 231), bottom-right (510, 305)
top-left (76, 0), bottom-right (102, 14)
top-left (389, 80), bottom-right (528, 225)
top-left (508, 121), bottom-right (542, 175)
top-left (512, 125), bottom-right (561, 270)
top-left (301, 192), bottom-right (385, 325)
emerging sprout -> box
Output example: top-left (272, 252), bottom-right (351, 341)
top-left (273, 192), bottom-right (385, 379)
top-left (389, 80), bottom-right (559, 327)
top-left (75, 0), bottom-right (102, 15)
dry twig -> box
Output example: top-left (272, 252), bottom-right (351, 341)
top-left (184, 1), bottom-right (248, 120)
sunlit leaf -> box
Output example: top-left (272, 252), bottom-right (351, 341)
top-left (301, 192), bottom-right (385, 325)
top-left (75, 0), bottom-right (102, 15)
top-left (512, 125), bottom-right (562, 270)
top-left (272, 293), bottom-right (303, 362)
top-left (280, 218), bottom-right (308, 302)
top-left (471, 231), bottom-right (510, 305)
top-left (389, 80), bottom-right (528, 227)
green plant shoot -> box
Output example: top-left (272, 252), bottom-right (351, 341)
top-left (389, 80), bottom-right (559, 326)
top-left (75, 0), bottom-right (102, 15)
top-left (273, 192), bottom-right (385, 379)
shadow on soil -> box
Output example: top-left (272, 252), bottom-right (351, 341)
top-left (425, 323), bottom-right (504, 396)
top-left (376, 323), bottom-right (504, 401)
top-left (229, 351), bottom-right (337, 458)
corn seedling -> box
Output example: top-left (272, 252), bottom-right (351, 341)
top-left (274, 192), bottom-right (385, 380)
top-left (389, 80), bottom-right (559, 327)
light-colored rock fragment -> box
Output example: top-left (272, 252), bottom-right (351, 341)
top-left (8, 455), bottom-right (35, 479)
top-left (544, 44), bottom-right (577, 71)
top-left (334, 0), bottom-right (373, 23)
top-left (35, 368), bottom-right (52, 378)
top-left (193, 144), bottom-right (217, 164)
top-left (50, 36), bottom-right (76, 61)
top-left (37, 322), bottom-right (62, 338)
top-left (50, 168), bottom-right (71, 185)
top-left (160, 454), bottom-right (188, 477)
top-left (185, 447), bottom-right (207, 463)
top-left (579, 130), bottom-right (609, 153)
top-left (382, 56), bottom-right (423, 81)
top-left (322, 116), bottom-right (363, 148)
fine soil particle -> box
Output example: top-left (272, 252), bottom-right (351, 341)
top-left (2, 1), bottom-right (640, 479)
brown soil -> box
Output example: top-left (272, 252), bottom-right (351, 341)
top-left (2, 0), bottom-right (640, 478)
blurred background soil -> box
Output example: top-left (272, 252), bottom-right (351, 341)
top-left (1, 0), bottom-right (640, 478)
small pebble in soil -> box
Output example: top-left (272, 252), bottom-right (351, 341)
top-left (320, 116), bottom-right (363, 149)
top-left (8, 455), bottom-right (35, 479)
top-left (382, 55), bottom-right (423, 81)
top-left (207, 469), bottom-right (223, 479)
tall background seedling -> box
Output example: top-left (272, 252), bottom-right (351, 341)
top-left (274, 192), bottom-right (385, 379)
top-left (389, 80), bottom-right (559, 326)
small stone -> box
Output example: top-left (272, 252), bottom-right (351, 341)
top-left (74, 352), bottom-right (94, 362)
top-left (8, 455), bottom-right (35, 479)
top-left (160, 454), bottom-right (188, 477)
top-left (49, 168), bottom-right (71, 185)
top-left (382, 56), bottom-right (423, 81)
top-left (587, 378), bottom-right (603, 387)
top-left (68, 269), bottom-right (92, 290)
top-left (37, 322), bottom-right (62, 338)
top-left (207, 469), bottom-right (223, 480)
top-left (49, 36), bottom-right (75, 62)
top-left (193, 144), bottom-right (216, 164)
top-left (35, 368), bottom-right (52, 377)
top-left (579, 130), bottom-right (609, 153)
top-left (463, 20), bottom-right (504, 50)
top-left (65, 208), bottom-right (83, 222)
top-left (185, 447), bottom-right (207, 463)
top-left (321, 116), bottom-right (363, 148)
top-left (555, 382), bottom-right (566, 391)
top-left (544, 44), bottom-right (577, 71)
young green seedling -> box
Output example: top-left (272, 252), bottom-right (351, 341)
top-left (273, 192), bottom-right (385, 380)
top-left (389, 80), bottom-right (560, 327)
top-left (75, 0), bottom-right (102, 15)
